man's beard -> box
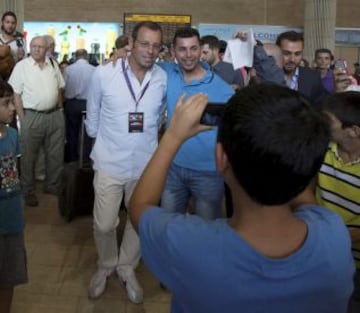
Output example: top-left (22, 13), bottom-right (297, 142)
top-left (284, 63), bottom-right (297, 74)
top-left (2, 27), bottom-right (15, 36)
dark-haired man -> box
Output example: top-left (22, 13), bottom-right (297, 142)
top-left (129, 85), bottom-right (354, 313)
top-left (86, 21), bottom-right (167, 304)
top-left (0, 11), bottom-right (25, 63)
top-left (201, 35), bottom-right (243, 90)
top-left (159, 27), bottom-right (233, 220)
top-left (276, 31), bottom-right (327, 105)
top-left (314, 48), bottom-right (335, 93)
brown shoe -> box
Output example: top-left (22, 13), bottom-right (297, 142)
top-left (24, 194), bottom-right (39, 207)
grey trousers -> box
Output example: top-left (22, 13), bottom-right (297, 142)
top-left (20, 109), bottom-right (65, 195)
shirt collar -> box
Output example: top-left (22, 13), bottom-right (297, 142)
top-left (121, 57), bottom-right (156, 75)
top-left (172, 61), bottom-right (214, 85)
top-left (329, 142), bottom-right (360, 165)
top-left (29, 56), bottom-right (53, 67)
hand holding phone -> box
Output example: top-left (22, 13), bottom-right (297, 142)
top-left (200, 103), bottom-right (226, 126)
top-left (334, 59), bottom-right (349, 74)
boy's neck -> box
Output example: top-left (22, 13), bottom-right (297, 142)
top-left (229, 189), bottom-right (308, 259)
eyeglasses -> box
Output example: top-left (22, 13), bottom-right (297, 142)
top-left (135, 40), bottom-right (162, 52)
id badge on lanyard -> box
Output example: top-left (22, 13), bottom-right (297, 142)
top-left (122, 59), bottom-right (150, 133)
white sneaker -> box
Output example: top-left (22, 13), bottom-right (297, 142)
top-left (117, 269), bottom-right (144, 304)
top-left (88, 268), bottom-right (113, 299)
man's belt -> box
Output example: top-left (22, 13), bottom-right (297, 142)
top-left (24, 107), bottom-right (58, 114)
top-left (65, 98), bottom-right (86, 102)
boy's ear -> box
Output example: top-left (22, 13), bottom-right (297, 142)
top-left (216, 143), bottom-right (229, 174)
top-left (347, 125), bottom-right (360, 138)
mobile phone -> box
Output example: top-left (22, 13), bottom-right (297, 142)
top-left (200, 103), bottom-right (226, 126)
top-left (334, 59), bottom-right (349, 74)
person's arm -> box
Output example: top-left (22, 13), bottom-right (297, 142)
top-left (13, 93), bottom-right (24, 120)
top-left (55, 63), bottom-right (65, 109)
top-left (129, 93), bottom-right (211, 232)
top-left (231, 69), bottom-right (244, 90)
top-left (58, 88), bottom-right (64, 109)
top-left (8, 63), bottom-right (24, 119)
top-left (85, 67), bottom-right (102, 138)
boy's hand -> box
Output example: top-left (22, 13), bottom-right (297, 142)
top-left (167, 93), bottom-right (212, 143)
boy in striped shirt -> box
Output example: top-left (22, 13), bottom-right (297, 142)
top-left (317, 91), bottom-right (360, 312)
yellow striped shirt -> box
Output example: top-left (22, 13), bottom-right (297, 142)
top-left (317, 143), bottom-right (360, 267)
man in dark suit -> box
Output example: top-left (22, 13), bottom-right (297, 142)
top-left (276, 31), bottom-right (328, 105)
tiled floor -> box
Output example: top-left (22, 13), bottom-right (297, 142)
top-left (11, 188), bottom-right (171, 313)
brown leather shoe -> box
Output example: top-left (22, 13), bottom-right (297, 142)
top-left (24, 194), bottom-right (39, 207)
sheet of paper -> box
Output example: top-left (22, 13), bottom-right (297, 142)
top-left (223, 29), bottom-right (256, 69)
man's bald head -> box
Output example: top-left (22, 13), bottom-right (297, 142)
top-left (30, 36), bottom-right (47, 62)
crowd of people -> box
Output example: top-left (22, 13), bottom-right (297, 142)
top-left (1, 10), bottom-right (360, 313)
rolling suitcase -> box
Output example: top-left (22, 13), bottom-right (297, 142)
top-left (58, 111), bottom-right (94, 222)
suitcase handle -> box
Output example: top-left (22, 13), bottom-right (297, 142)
top-left (79, 110), bottom-right (86, 168)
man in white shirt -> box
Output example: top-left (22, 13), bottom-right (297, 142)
top-left (8, 35), bottom-right (65, 207)
top-left (63, 49), bottom-right (94, 162)
top-left (86, 21), bottom-right (167, 304)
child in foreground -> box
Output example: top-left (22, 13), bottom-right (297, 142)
top-left (130, 85), bottom-right (354, 313)
top-left (0, 81), bottom-right (27, 313)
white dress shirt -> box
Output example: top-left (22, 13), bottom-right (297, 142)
top-left (86, 58), bottom-right (167, 181)
top-left (9, 56), bottom-right (65, 111)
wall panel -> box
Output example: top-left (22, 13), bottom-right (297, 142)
top-left (24, 0), bottom-right (360, 29)
top-left (25, 0), bottom-right (294, 26)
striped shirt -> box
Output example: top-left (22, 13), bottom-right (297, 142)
top-left (317, 142), bottom-right (360, 267)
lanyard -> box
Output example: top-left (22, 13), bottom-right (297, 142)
top-left (122, 59), bottom-right (150, 111)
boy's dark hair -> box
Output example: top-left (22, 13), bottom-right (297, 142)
top-left (131, 21), bottom-right (163, 41)
top-left (218, 84), bottom-right (330, 205)
top-left (173, 27), bottom-right (200, 46)
top-left (0, 80), bottom-right (14, 98)
top-left (276, 31), bottom-right (304, 46)
top-left (315, 48), bottom-right (334, 61)
top-left (200, 35), bottom-right (220, 50)
top-left (322, 91), bottom-right (360, 128)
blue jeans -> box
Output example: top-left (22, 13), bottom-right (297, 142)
top-left (161, 163), bottom-right (224, 220)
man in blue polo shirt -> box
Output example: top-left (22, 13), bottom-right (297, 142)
top-left (159, 27), bottom-right (233, 220)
